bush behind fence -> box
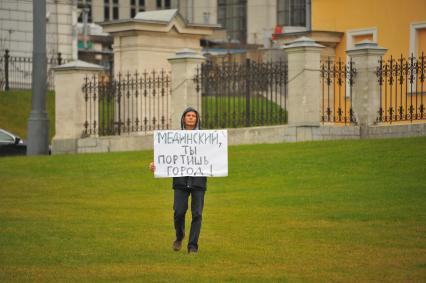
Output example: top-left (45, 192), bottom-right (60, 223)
top-left (194, 59), bottom-right (288, 129)
top-left (82, 70), bottom-right (171, 136)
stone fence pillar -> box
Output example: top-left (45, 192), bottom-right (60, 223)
top-left (168, 49), bottom-right (205, 130)
top-left (284, 37), bottom-right (324, 127)
top-left (346, 41), bottom-right (387, 135)
top-left (51, 60), bottom-right (105, 154)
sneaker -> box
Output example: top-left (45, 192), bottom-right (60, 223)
top-left (173, 239), bottom-right (183, 251)
top-left (188, 247), bottom-right (198, 254)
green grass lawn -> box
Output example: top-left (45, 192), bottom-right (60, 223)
top-left (202, 96), bottom-right (287, 129)
top-left (1, 137), bottom-right (425, 282)
top-left (0, 89), bottom-right (55, 141)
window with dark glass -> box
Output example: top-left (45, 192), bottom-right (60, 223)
top-left (156, 0), bottom-right (162, 8)
top-left (139, 0), bottom-right (145, 11)
top-left (87, 0), bottom-right (92, 22)
top-left (130, 0), bottom-right (136, 17)
top-left (217, 0), bottom-right (247, 44)
top-left (139, 0), bottom-right (145, 5)
top-left (113, 0), bottom-right (119, 20)
top-left (165, 0), bottom-right (171, 9)
top-left (277, 0), bottom-right (306, 27)
top-left (104, 0), bottom-right (110, 21)
top-left (77, 0), bottom-right (83, 22)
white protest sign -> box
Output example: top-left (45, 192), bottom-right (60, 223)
top-left (154, 130), bottom-right (228, 178)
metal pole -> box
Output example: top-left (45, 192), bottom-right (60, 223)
top-left (83, 0), bottom-right (89, 49)
top-left (245, 58), bottom-right (251, 127)
top-left (27, 0), bottom-right (49, 155)
top-left (57, 52), bottom-right (62, 65)
top-left (4, 49), bottom-right (9, 91)
top-left (306, 0), bottom-right (312, 31)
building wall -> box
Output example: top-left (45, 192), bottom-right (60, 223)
top-left (89, 0), bottom-right (280, 46)
top-left (247, 0), bottom-right (276, 46)
top-left (178, 0), bottom-right (217, 25)
top-left (91, 0), bottom-right (278, 46)
top-left (119, 0), bottom-right (131, 19)
top-left (417, 28), bottom-right (426, 55)
top-left (0, 0), bottom-right (75, 59)
top-left (312, 0), bottom-right (426, 58)
top-left (113, 31), bottom-right (203, 73)
top-left (91, 0), bottom-right (103, 22)
top-left (91, 0), bottom-right (179, 22)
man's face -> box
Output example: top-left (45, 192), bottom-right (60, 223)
top-left (184, 111), bottom-right (197, 129)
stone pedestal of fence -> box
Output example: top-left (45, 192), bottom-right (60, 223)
top-left (51, 60), bottom-right (105, 154)
top-left (347, 41), bottom-right (387, 135)
top-left (168, 49), bottom-right (205, 130)
top-left (284, 37), bottom-right (324, 127)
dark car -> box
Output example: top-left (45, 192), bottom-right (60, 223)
top-left (0, 129), bottom-right (27, 156)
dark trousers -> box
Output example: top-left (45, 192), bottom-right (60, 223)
top-left (173, 189), bottom-right (205, 250)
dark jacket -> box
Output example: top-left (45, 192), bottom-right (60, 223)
top-left (173, 107), bottom-right (207, 191)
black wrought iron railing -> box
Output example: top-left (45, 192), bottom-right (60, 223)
top-left (0, 49), bottom-right (68, 91)
top-left (194, 59), bottom-right (288, 129)
top-left (320, 57), bottom-right (356, 125)
top-left (376, 52), bottom-right (425, 123)
top-left (82, 70), bottom-right (171, 136)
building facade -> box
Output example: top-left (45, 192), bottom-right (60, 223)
top-left (77, 0), bottom-right (314, 46)
top-left (0, 0), bottom-right (78, 59)
top-left (275, 0), bottom-right (426, 59)
top-left (78, 0), bottom-right (179, 23)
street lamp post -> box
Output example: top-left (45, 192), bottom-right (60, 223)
top-left (27, 0), bottom-right (49, 155)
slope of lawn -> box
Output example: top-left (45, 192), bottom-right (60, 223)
top-left (202, 96), bottom-right (287, 129)
top-left (0, 90), bottom-right (55, 141)
top-left (0, 137), bottom-right (425, 282)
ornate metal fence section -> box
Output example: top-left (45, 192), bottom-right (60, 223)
top-left (320, 57), bottom-right (356, 125)
top-left (0, 49), bottom-right (67, 91)
top-left (194, 59), bottom-right (288, 129)
top-left (376, 52), bottom-right (425, 123)
top-left (82, 70), bottom-right (171, 136)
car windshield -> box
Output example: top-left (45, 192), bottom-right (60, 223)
top-left (0, 131), bottom-right (15, 143)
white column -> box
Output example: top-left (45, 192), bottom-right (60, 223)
top-left (284, 37), bottom-right (324, 126)
top-left (52, 60), bottom-right (105, 153)
top-left (347, 40), bottom-right (387, 131)
top-left (168, 49), bottom-right (205, 129)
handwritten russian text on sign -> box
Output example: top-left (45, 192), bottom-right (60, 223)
top-left (154, 130), bottom-right (228, 178)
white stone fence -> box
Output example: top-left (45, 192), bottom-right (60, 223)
top-left (51, 38), bottom-right (426, 154)
top-left (73, 124), bottom-right (426, 154)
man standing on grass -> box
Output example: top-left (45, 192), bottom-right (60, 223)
top-left (149, 107), bottom-right (207, 254)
